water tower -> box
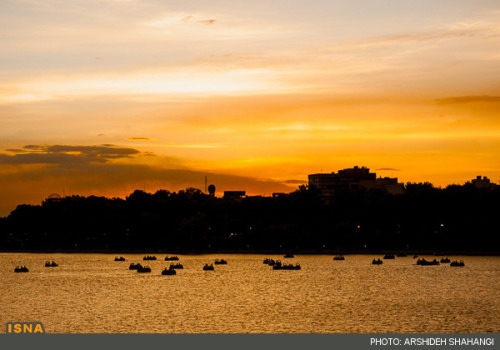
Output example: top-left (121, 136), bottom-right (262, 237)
top-left (208, 184), bottom-right (216, 196)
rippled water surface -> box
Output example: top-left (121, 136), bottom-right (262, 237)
top-left (1, 253), bottom-right (498, 333)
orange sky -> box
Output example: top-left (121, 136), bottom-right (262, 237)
top-left (1, 0), bottom-right (499, 216)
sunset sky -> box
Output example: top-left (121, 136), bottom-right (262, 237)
top-left (1, 0), bottom-right (500, 216)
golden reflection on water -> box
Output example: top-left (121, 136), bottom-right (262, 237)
top-left (1, 254), bottom-right (499, 333)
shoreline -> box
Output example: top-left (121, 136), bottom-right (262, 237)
top-left (1, 249), bottom-right (498, 256)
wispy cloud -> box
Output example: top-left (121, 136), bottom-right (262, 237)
top-left (195, 53), bottom-right (256, 63)
top-left (198, 19), bottom-right (216, 25)
top-left (128, 137), bottom-right (154, 141)
top-left (436, 95), bottom-right (500, 105)
top-left (146, 13), bottom-right (217, 27)
top-left (375, 168), bottom-right (401, 171)
top-left (284, 179), bottom-right (307, 184)
top-left (142, 11), bottom-right (291, 41)
top-left (164, 144), bottom-right (218, 149)
top-left (5, 148), bottom-right (28, 153)
top-left (352, 19), bottom-right (500, 49)
top-left (267, 125), bottom-right (347, 132)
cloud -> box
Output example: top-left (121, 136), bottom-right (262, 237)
top-left (198, 19), bottom-right (216, 25)
top-left (146, 13), bottom-right (217, 28)
top-left (128, 137), bottom-right (154, 141)
top-left (284, 179), bottom-right (307, 184)
top-left (356, 31), bottom-right (468, 47)
top-left (0, 152), bottom-right (93, 165)
top-left (166, 144), bottom-right (218, 149)
top-left (375, 168), bottom-right (401, 171)
top-left (435, 95), bottom-right (500, 105)
top-left (0, 144), bottom-right (148, 165)
top-left (352, 19), bottom-right (500, 49)
top-left (5, 148), bottom-right (28, 153)
top-left (48, 145), bottom-right (140, 157)
top-left (142, 12), bottom-right (289, 43)
top-left (267, 125), bottom-right (347, 132)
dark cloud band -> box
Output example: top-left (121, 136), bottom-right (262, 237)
top-left (1, 144), bottom-right (147, 165)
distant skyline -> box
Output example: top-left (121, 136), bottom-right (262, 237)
top-left (1, 0), bottom-right (500, 216)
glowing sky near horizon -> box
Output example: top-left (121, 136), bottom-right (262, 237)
top-left (1, 0), bottom-right (500, 215)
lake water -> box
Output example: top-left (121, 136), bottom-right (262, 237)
top-left (1, 253), bottom-right (498, 333)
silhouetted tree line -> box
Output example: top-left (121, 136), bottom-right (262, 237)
top-left (0, 183), bottom-right (498, 253)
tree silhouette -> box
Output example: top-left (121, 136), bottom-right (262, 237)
top-left (0, 184), bottom-right (498, 253)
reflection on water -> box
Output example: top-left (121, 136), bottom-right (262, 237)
top-left (1, 254), bottom-right (499, 333)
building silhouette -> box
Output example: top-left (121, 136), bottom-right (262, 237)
top-left (471, 176), bottom-right (498, 189)
top-left (309, 166), bottom-right (404, 196)
top-left (223, 191), bottom-right (246, 199)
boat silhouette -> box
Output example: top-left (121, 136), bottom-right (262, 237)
top-left (272, 261), bottom-right (301, 270)
top-left (203, 264), bottom-right (214, 271)
top-left (165, 256), bottom-right (179, 261)
top-left (417, 258), bottom-right (440, 266)
top-left (263, 258), bottom-right (276, 265)
top-left (169, 263), bottom-right (183, 269)
top-left (14, 266), bottom-right (29, 273)
top-left (129, 263), bottom-right (141, 270)
top-left (162, 267), bottom-right (176, 275)
top-left (137, 265), bottom-right (151, 273)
